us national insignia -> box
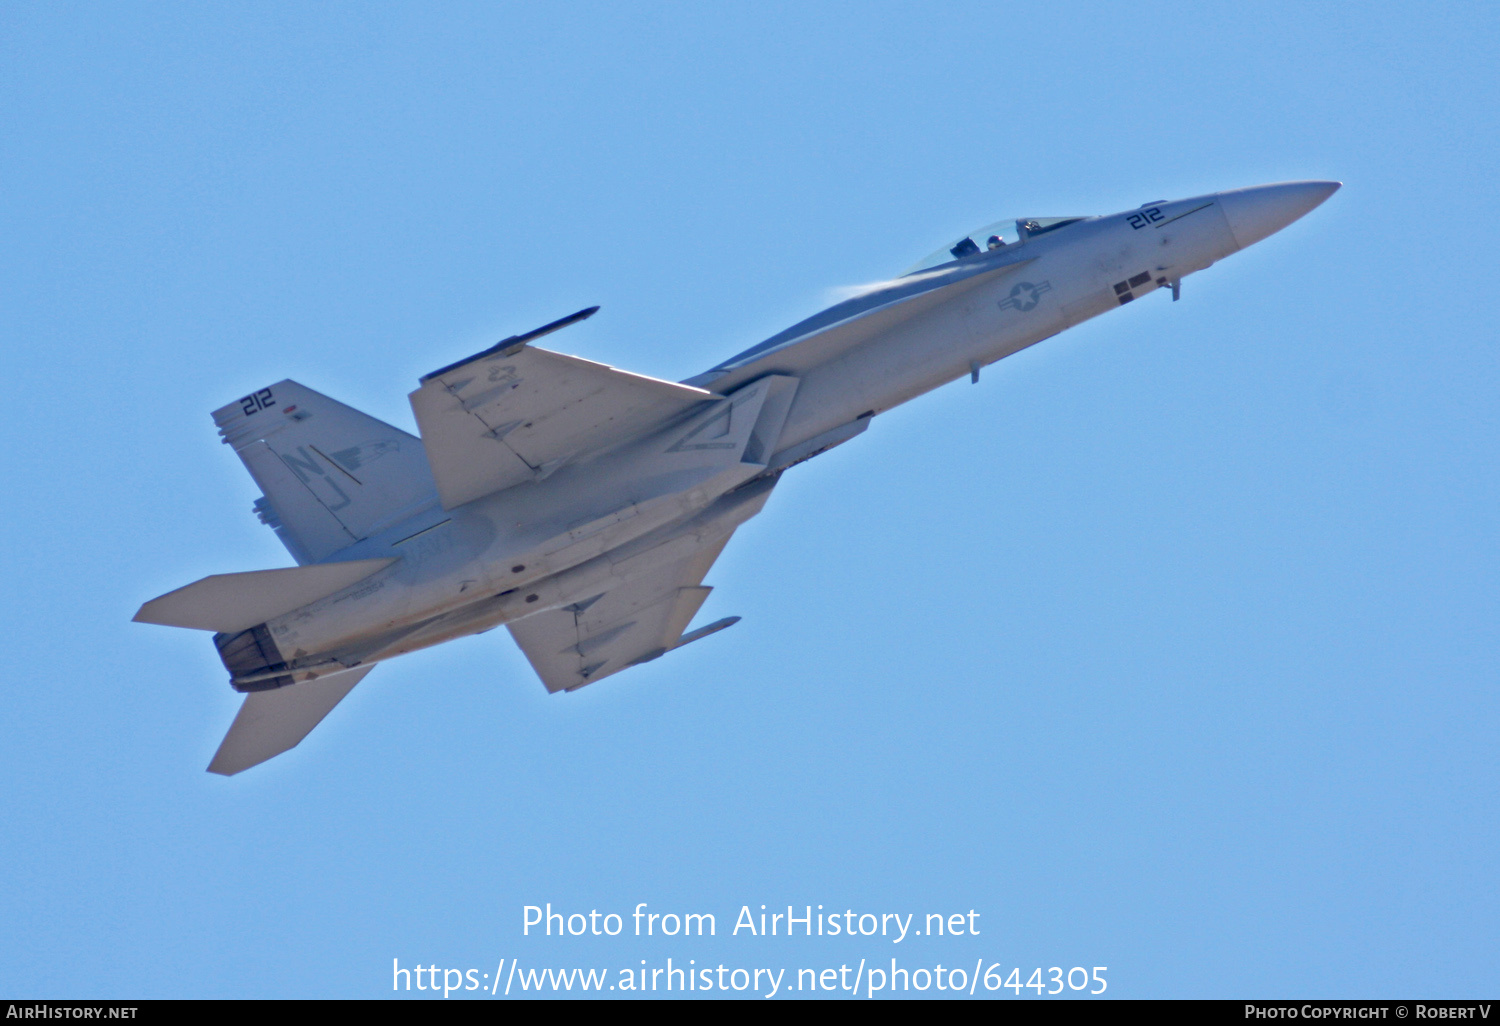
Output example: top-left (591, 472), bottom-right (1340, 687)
top-left (998, 280), bottom-right (1053, 312)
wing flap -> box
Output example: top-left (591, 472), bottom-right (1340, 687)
top-left (411, 344), bottom-right (716, 509)
top-left (134, 558), bottom-right (397, 633)
top-left (208, 665), bottom-right (373, 775)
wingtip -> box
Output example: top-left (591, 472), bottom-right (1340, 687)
top-left (675, 616), bottom-right (742, 649)
top-left (420, 305), bottom-right (603, 383)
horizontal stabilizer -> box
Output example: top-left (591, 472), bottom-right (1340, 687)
top-left (208, 665), bottom-right (374, 775)
top-left (134, 558), bottom-right (396, 632)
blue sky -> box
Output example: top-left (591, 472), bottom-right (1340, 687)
top-left (2, 1), bottom-right (1496, 998)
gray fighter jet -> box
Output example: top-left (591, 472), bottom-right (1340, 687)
top-left (135, 180), bottom-right (1339, 774)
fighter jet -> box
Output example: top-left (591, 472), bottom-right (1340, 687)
top-left (135, 180), bottom-right (1339, 774)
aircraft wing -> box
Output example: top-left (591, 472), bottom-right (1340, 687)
top-left (507, 535), bottom-right (736, 693)
top-left (410, 310), bottom-right (716, 509)
top-left (134, 558), bottom-right (396, 633)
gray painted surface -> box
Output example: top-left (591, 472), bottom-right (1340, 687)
top-left (136, 180), bottom-right (1341, 773)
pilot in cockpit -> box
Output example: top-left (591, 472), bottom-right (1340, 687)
top-left (987, 235), bottom-right (1005, 250)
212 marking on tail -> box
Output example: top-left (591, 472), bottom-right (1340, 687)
top-left (240, 388), bottom-right (276, 416)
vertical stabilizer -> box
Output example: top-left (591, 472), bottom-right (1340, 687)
top-left (213, 382), bottom-right (438, 564)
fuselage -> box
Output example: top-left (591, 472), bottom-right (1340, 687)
top-left (241, 181), bottom-right (1339, 687)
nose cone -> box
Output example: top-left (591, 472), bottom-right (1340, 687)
top-left (1218, 181), bottom-right (1340, 250)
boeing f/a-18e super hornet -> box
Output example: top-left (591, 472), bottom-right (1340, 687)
top-left (135, 180), bottom-right (1339, 774)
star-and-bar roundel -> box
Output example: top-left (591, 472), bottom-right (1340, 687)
top-left (998, 280), bottom-right (1053, 312)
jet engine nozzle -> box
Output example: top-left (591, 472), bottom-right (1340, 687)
top-left (1218, 180), bottom-right (1341, 251)
top-left (215, 624), bottom-right (293, 692)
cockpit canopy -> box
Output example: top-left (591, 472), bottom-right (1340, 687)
top-left (904, 216), bottom-right (1090, 275)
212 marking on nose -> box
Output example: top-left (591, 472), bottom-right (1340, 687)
top-left (1127, 207), bottom-right (1165, 229)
